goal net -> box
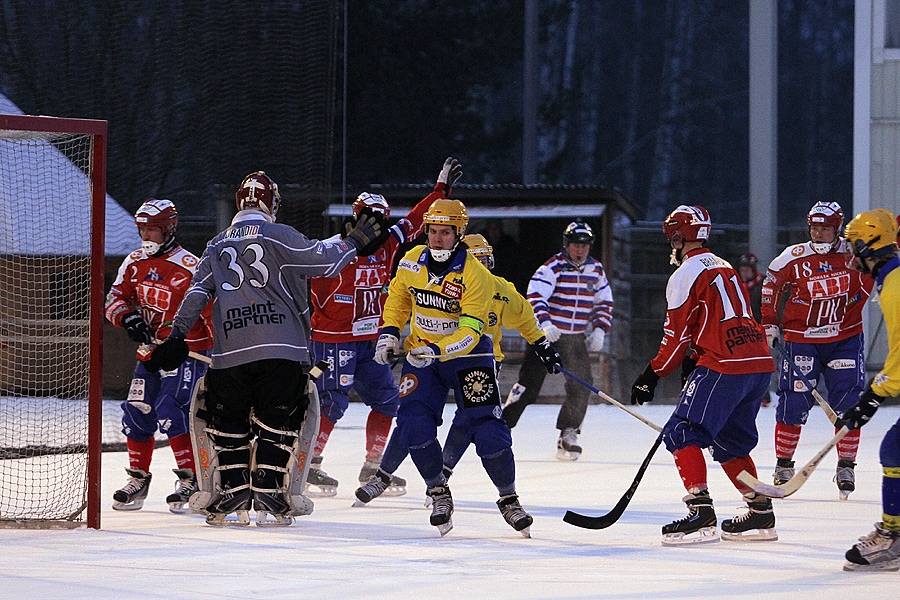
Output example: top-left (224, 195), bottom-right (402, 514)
top-left (0, 114), bottom-right (106, 529)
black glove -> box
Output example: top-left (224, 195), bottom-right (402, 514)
top-left (434, 157), bottom-right (463, 195)
top-left (839, 386), bottom-right (883, 430)
top-left (631, 363), bottom-right (660, 405)
top-left (121, 311), bottom-right (152, 344)
top-left (345, 210), bottom-right (389, 256)
top-left (533, 336), bottom-right (562, 374)
top-left (145, 333), bottom-right (189, 372)
top-left (680, 356), bottom-right (698, 388)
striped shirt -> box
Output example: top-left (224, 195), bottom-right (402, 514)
top-left (526, 251), bottom-right (613, 334)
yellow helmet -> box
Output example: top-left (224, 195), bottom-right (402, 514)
top-left (424, 198), bottom-right (468, 237)
top-left (463, 233), bottom-right (494, 270)
top-left (844, 208), bottom-right (899, 260)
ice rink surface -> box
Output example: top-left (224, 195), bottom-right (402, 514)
top-left (1, 402), bottom-right (897, 599)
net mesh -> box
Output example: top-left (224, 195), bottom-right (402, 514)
top-left (0, 130), bottom-right (94, 523)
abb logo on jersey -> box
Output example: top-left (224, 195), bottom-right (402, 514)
top-left (806, 273), bottom-right (850, 298)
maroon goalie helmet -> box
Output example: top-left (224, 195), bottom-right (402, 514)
top-left (352, 192), bottom-right (390, 219)
top-left (236, 171), bottom-right (281, 219)
top-left (663, 205), bottom-right (711, 243)
top-left (134, 198), bottom-right (178, 237)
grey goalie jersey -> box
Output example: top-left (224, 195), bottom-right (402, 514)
top-left (172, 210), bottom-right (358, 369)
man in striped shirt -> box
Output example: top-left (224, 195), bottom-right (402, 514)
top-left (502, 221), bottom-right (613, 460)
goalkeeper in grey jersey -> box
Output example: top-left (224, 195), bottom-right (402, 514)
top-left (149, 171), bottom-right (387, 526)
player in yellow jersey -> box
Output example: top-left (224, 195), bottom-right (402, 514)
top-left (841, 208), bottom-right (900, 571)
top-left (370, 201), bottom-right (552, 536)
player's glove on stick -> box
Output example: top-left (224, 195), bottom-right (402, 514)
top-left (374, 333), bottom-right (400, 365)
top-left (533, 336), bottom-right (562, 374)
top-left (434, 157), bottom-right (462, 195)
top-left (680, 355), bottom-right (698, 388)
top-left (541, 323), bottom-right (561, 343)
top-left (345, 210), bottom-right (389, 256)
top-left (839, 386), bottom-right (883, 430)
top-left (587, 328), bottom-right (605, 352)
top-left (121, 311), bottom-right (152, 344)
top-left (630, 363), bottom-right (660, 405)
top-left (145, 333), bottom-right (189, 372)
top-left (407, 343), bottom-right (440, 368)
top-left (764, 324), bottom-right (780, 349)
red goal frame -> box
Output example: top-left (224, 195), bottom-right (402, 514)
top-left (0, 113), bottom-right (107, 529)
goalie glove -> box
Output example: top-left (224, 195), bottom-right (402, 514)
top-left (407, 343), bottom-right (440, 369)
top-left (541, 323), bottom-right (562, 343)
top-left (145, 332), bottom-right (189, 372)
top-left (587, 328), bottom-right (605, 352)
top-left (764, 324), bottom-right (780, 349)
top-left (121, 311), bottom-right (152, 344)
top-left (533, 336), bottom-right (562, 374)
top-left (838, 386), bottom-right (883, 430)
top-left (345, 211), bottom-right (389, 256)
top-left (374, 332), bottom-right (400, 365)
top-left (630, 363), bottom-right (660, 405)
top-left (434, 157), bottom-right (462, 195)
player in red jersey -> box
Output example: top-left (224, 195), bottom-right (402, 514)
top-left (762, 202), bottom-right (873, 498)
top-left (306, 158), bottom-right (462, 496)
top-left (630, 205), bottom-right (776, 545)
top-left (104, 199), bottom-right (213, 512)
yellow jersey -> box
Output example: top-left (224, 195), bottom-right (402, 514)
top-left (382, 245), bottom-right (494, 357)
top-left (484, 275), bottom-right (544, 362)
top-left (872, 258), bottom-right (900, 398)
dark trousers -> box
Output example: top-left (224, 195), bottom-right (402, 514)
top-left (502, 333), bottom-right (592, 431)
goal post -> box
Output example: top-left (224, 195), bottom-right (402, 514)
top-left (0, 113), bottom-right (107, 529)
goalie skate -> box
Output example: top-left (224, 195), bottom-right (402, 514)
top-left (661, 492), bottom-right (719, 546)
top-left (203, 486), bottom-right (252, 527)
top-left (426, 485), bottom-right (454, 536)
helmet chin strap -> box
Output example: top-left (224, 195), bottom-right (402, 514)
top-left (429, 238), bottom-right (459, 262)
top-left (811, 240), bottom-right (837, 255)
top-left (142, 234), bottom-right (176, 257)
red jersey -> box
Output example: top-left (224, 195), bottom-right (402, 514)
top-left (651, 248), bottom-right (774, 376)
top-left (310, 191), bottom-right (443, 343)
top-left (105, 245), bottom-right (213, 352)
top-left (761, 239), bottom-right (872, 344)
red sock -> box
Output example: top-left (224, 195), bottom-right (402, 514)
top-left (365, 411), bottom-right (393, 461)
top-left (721, 455), bottom-right (757, 496)
top-left (673, 445), bottom-right (707, 493)
top-left (775, 422), bottom-right (802, 459)
top-left (314, 414), bottom-right (335, 457)
top-left (168, 433), bottom-right (195, 472)
top-left (126, 437), bottom-right (155, 472)
top-left (836, 427), bottom-right (861, 462)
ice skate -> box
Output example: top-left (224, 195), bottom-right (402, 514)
top-left (497, 494), bottom-right (533, 538)
top-left (661, 491), bottom-right (719, 545)
top-left (358, 459), bottom-right (407, 497)
top-left (844, 522), bottom-right (900, 572)
top-left (424, 466), bottom-right (453, 507)
top-left (112, 469), bottom-right (152, 511)
top-left (306, 456), bottom-right (338, 497)
top-left (353, 469), bottom-right (391, 506)
top-left (165, 468), bottom-right (197, 514)
top-left (721, 495), bottom-right (778, 542)
top-left (772, 457), bottom-right (794, 485)
top-left (556, 428), bottom-right (582, 461)
top-left (203, 486), bottom-right (252, 527)
top-left (426, 485), bottom-right (454, 536)
top-left (834, 459), bottom-right (856, 501)
top-left (253, 490), bottom-right (293, 527)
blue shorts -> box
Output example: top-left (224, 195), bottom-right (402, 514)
top-left (663, 365), bottom-right (770, 463)
top-left (310, 339), bottom-right (399, 422)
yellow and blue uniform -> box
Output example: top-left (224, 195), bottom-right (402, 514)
top-left (870, 255), bottom-right (900, 529)
top-left (380, 245), bottom-right (515, 489)
top-left (482, 275), bottom-right (545, 362)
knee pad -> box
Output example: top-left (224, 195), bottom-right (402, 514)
top-left (251, 413), bottom-right (298, 471)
